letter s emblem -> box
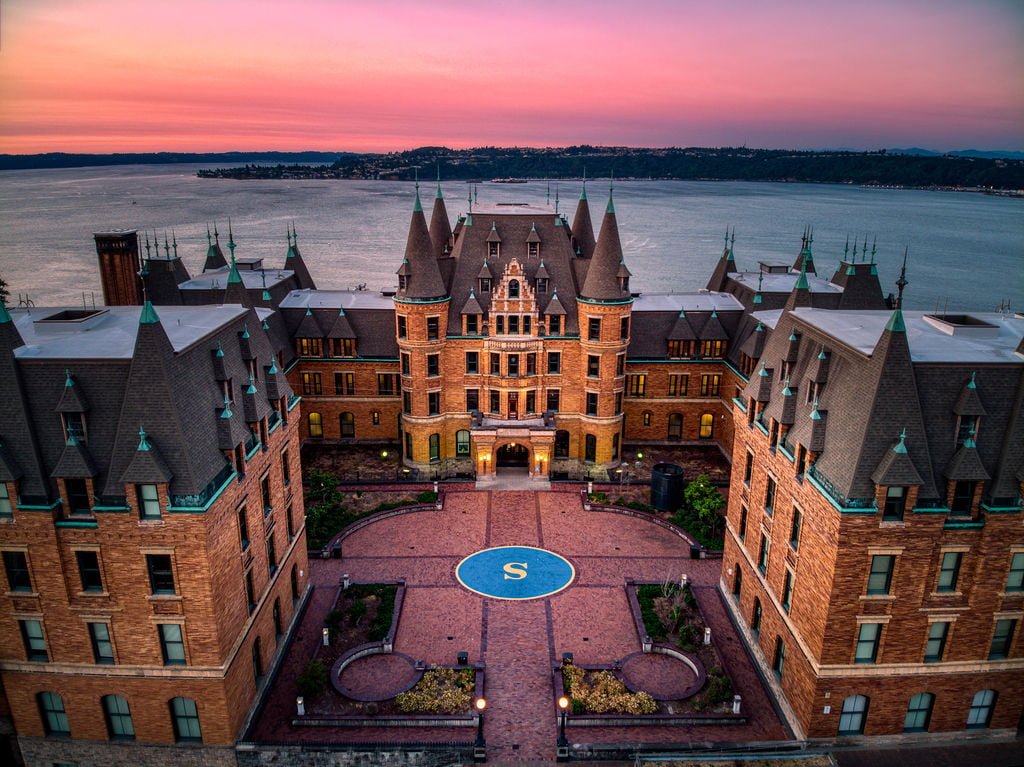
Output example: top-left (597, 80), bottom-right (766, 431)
top-left (503, 562), bottom-right (528, 580)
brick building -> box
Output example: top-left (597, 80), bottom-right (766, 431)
top-left (0, 299), bottom-right (308, 766)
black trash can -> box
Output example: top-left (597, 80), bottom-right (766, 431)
top-left (690, 545), bottom-right (702, 559)
top-left (650, 463), bottom-right (685, 511)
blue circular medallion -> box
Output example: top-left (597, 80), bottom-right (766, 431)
top-left (456, 546), bottom-right (575, 600)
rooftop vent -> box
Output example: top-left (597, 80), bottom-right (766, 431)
top-left (922, 313), bottom-right (1000, 338)
top-left (759, 262), bottom-right (790, 274)
top-left (34, 309), bottom-right (109, 332)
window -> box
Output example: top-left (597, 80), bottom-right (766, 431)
top-left (764, 477), bottom-right (776, 516)
top-left (170, 697), bottom-right (202, 742)
top-left (904, 693), bottom-right (934, 733)
top-left (301, 372), bottom-right (321, 395)
top-left (1007, 553), bottom-right (1024, 592)
top-left (966, 690), bottom-right (996, 729)
top-left (252, 637), bottom-right (263, 682)
top-left (146, 554), bottom-right (175, 595)
top-left (291, 563), bottom-right (299, 604)
top-left (397, 315), bottom-right (407, 338)
top-left (456, 430), bottom-right (471, 456)
top-left (526, 353), bottom-right (537, 376)
top-left (548, 315), bottom-right (562, 335)
top-left (137, 483), bottom-right (160, 520)
top-left (0, 482), bottom-right (12, 517)
top-left (429, 433), bottom-right (440, 462)
top-left (261, 474), bottom-right (272, 515)
top-left (332, 371), bottom-right (352, 396)
top-left (159, 623), bottom-right (186, 665)
top-left (738, 505), bottom-right (748, 541)
top-left (883, 486), bottom-right (907, 521)
top-left (428, 392), bottom-right (440, 415)
top-left (838, 694), bottom-right (868, 736)
top-left (668, 374), bottom-right (688, 396)
top-left (757, 532), bottom-right (770, 575)
top-left (772, 636), bottom-right (785, 678)
top-left (490, 390), bottom-right (500, 413)
top-left (950, 480), bottom-right (975, 515)
top-left (751, 598), bottom-right (762, 635)
top-left (103, 695), bottom-right (134, 740)
top-left (546, 389), bottom-right (560, 412)
top-left (371, 410), bottom-right (380, 425)
top-left (508, 315), bottom-right (520, 334)
top-left (340, 412), bottom-right (355, 438)
top-left (701, 339), bottom-right (724, 358)
top-left (642, 411), bottom-right (651, 426)
top-left (668, 413), bottom-right (683, 440)
top-left (620, 316), bottom-right (629, 340)
top-left (426, 354), bottom-right (439, 377)
top-left (466, 389), bottom-right (479, 412)
top-left (584, 434), bottom-right (597, 463)
top-left (65, 478), bottom-right (91, 516)
top-left (273, 598), bottom-right (283, 639)
top-left (789, 508), bottom-right (802, 550)
top-left (245, 569), bottom-right (255, 613)
top-left (699, 413), bottom-right (714, 439)
top-left (281, 449), bottom-right (291, 487)
top-left (466, 351), bottom-right (479, 374)
top-left (426, 316), bottom-right (439, 340)
top-left (465, 314), bottom-right (479, 335)
top-left (536, 277), bottom-right (547, 292)
top-left (267, 533), bottom-right (278, 576)
top-left (586, 392), bottom-right (598, 416)
top-left (496, 316), bottom-right (504, 335)
top-left (924, 621), bottom-right (949, 662)
top-left (401, 352), bottom-right (410, 376)
top-left (855, 623), bottom-right (882, 664)
top-left (615, 353), bottom-right (625, 377)
top-left (307, 412), bottom-right (323, 438)
top-left (89, 622), bottom-right (114, 664)
top-left (508, 354), bottom-right (519, 377)
top-left (612, 433), bottom-right (620, 461)
top-left (38, 691), bottom-right (69, 736)
top-left (76, 551), bottom-right (103, 592)
top-left (627, 374), bottom-right (646, 397)
top-left (547, 352), bottom-right (561, 374)
top-left (554, 430), bottom-right (570, 458)
top-left (3, 551), bottom-right (31, 592)
top-left (700, 374), bottom-right (721, 396)
top-left (21, 619), bottom-right (48, 661)
top-left (587, 354), bottom-right (600, 377)
top-left (402, 391), bottom-right (411, 414)
top-left (781, 570), bottom-right (794, 613)
top-left (956, 415), bottom-right (979, 446)
top-left (937, 551), bottom-right (963, 593)
top-left (488, 241), bottom-right (499, 258)
top-left (526, 390), bottom-right (536, 414)
top-left (480, 277), bottom-right (491, 293)
top-left (867, 555), bottom-right (895, 595)
top-left (238, 506), bottom-right (250, 550)
top-left (989, 619), bottom-right (1017, 659)
top-left (295, 338), bottom-right (322, 357)
top-left (732, 565), bottom-right (742, 596)
top-left (64, 411), bottom-right (86, 443)
top-left (490, 353), bottom-right (501, 375)
top-left (668, 340), bottom-right (692, 358)
top-left (286, 502), bottom-right (295, 541)
top-left (588, 317), bottom-right (601, 341)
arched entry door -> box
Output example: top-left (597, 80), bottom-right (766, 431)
top-left (496, 443), bottom-right (530, 468)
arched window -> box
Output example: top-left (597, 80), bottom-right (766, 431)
top-left (699, 413), bottom-right (715, 439)
top-left (732, 565), bottom-right (742, 596)
top-left (456, 430), bottom-right (471, 456)
top-left (340, 412), bottom-right (355, 438)
top-left (584, 434), bottom-right (597, 463)
top-left (252, 636), bottom-right (263, 681)
top-left (37, 691), bottom-right (69, 736)
top-left (554, 430), bottom-right (570, 458)
top-left (307, 412), bottom-right (323, 438)
top-left (508, 279), bottom-right (520, 298)
top-left (169, 697), bottom-right (202, 743)
top-left (103, 694), bottom-right (134, 740)
top-left (772, 636), bottom-right (785, 679)
top-left (428, 433), bottom-right (440, 462)
top-left (273, 598), bottom-right (282, 639)
top-left (642, 411), bottom-right (652, 427)
top-left (668, 413), bottom-right (683, 440)
top-left (904, 693), bottom-right (934, 733)
top-left (966, 689), bottom-right (997, 729)
top-left (290, 563), bottom-right (299, 604)
top-left (751, 598), bottom-right (762, 635)
top-left (838, 694), bottom-right (869, 736)
top-left (612, 433), bottom-right (620, 461)
top-left (371, 410), bottom-right (381, 425)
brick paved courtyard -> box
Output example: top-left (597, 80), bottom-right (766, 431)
top-left (250, 487), bottom-right (790, 761)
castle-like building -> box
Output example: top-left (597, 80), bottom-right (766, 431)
top-left (0, 183), bottom-right (1021, 765)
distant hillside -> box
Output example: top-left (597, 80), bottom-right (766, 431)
top-left (0, 151), bottom-right (351, 171)
top-left (889, 147), bottom-right (1024, 160)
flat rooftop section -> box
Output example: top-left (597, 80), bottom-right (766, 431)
top-left (279, 289), bottom-right (395, 311)
top-left (730, 270), bottom-right (842, 294)
top-left (178, 266), bottom-right (294, 290)
top-left (633, 291), bottom-right (745, 312)
top-left (470, 202), bottom-right (556, 215)
top-left (792, 308), bottom-right (1024, 363)
top-left (10, 304), bottom-right (251, 359)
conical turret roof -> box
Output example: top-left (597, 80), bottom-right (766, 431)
top-left (327, 308), bottom-right (356, 339)
top-left (120, 426), bottom-right (173, 483)
top-left (429, 182), bottom-right (453, 259)
top-left (461, 289), bottom-right (484, 316)
top-left (397, 185), bottom-right (447, 300)
top-left (203, 225), bottom-right (227, 272)
top-left (953, 373), bottom-right (986, 416)
top-left (571, 184), bottom-right (596, 258)
top-left (580, 192), bottom-right (630, 302)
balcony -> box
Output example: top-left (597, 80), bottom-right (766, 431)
top-left (169, 462), bottom-right (235, 510)
top-left (806, 464), bottom-right (876, 511)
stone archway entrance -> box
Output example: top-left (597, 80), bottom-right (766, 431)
top-left (496, 443), bottom-right (530, 468)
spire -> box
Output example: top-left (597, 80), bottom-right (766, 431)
top-left (397, 186), bottom-right (446, 300)
top-left (580, 188), bottom-right (630, 302)
top-left (283, 222), bottom-right (316, 289)
top-left (137, 426), bottom-right (152, 451)
top-left (706, 225), bottom-right (739, 291)
top-left (204, 223), bottom-right (226, 272)
top-left (753, 271), bottom-right (763, 305)
top-left (580, 168), bottom-right (588, 200)
top-left (570, 177), bottom-right (596, 258)
top-left (895, 247), bottom-right (909, 309)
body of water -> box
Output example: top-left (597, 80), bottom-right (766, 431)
top-left (0, 164), bottom-right (1020, 311)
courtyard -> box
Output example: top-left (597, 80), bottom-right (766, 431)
top-left (246, 486), bottom-right (789, 762)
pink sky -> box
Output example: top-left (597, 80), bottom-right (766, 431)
top-left (1, 0), bottom-right (1021, 153)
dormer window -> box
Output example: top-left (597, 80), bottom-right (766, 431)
top-left (620, 275), bottom-right (629, 291)
top-left (465, 314), bottom-right (478, 335)
top-left (488, 242), bottom-right (499, 258)
top-left (64, 479), bottom-right (91, 517)
top-left (528, 242), bottom-right (539, 258)
top-left (480, 278), bottom-right (491, 293)
top-left (950, 481), bottom-right (977, 516)
top-left (63, 412), bottom-right (86, 444)
top-left (882, 486), bottom-right (907, 521)
top-left (509, 280), bottom-right (520, 298)
top-left (536, 278), bottom-right (548, 293)
top-left (398, 275), bottom-right (408, 290)
top-left (331, 338), bottom-right (355, 357)
top-left (956, 416), bottom-right (979, 446)
top-left (295, 338), bottom-right (322, 357)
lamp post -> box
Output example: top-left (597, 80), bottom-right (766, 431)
top-left (556, 696), bottom-right (570, 761)
top-left (474, 697), bottom-right (487, 762)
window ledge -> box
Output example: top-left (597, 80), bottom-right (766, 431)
top-left (75, 591), bottom-right (110, 598)
top-left (146, 594), bottom-right (182, 602)
top-left (860, 594), bottom-right (896, 601)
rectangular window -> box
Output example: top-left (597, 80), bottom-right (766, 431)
top-left (546, 389), bottom-right (560, 412)
top-left (701, 339), bottom-right (725, 358)
top-left (508, 315), bottom-right (520, 335)
top-left (867, 555), bottom-right (895, 595)
top-left (924, 621), bottom-right (949, 662)
top-left (700, 374), bottom-right (721, 396)
top-left (146, 554), bottom-right (175, 595)
top-left (89, 621), bottom-right (115, 664)
top-left (508, 354), bottom-right (519, 377)
top-left (950, 480), bottom-right (975, 515)
top-left (937, 551), bottom-right (963, 593)
top-left (548, 315), bottom-right (562, 335)
top-left (295, 338), bottom-right (322, 357)
top-left (402, 391), bottom-right (411, 414)
top-left (536, 277), bottom-right (547, 293)
top-left (1007, 553), bottom-right (1024, 592)
top-left (526, 353), bottom-right (536, 376)
top-left (855, 623), bottom-right (882, 663)
top-left (490, 390), bottom-right (500, 413)
top-left (286, 503), bottom-right (295, 541)
top-left (526, 390), bottom-right (536, 414)
top-left (427, 354), bottom-right (439, 377)
top-left (628, 374), bottom-right (646, 397)
top-left (245, 569), bottom-right (255, 613)
top-left (616, 353), bottom-right (625, 377)
top-left (744, 451), bottom-right (753, 486)
top-left (0, 483), bottom-right (12, 517)
top-left (3, 551), bottom-right (31, 592)
top-left (883, 486), bottom-right (906, 520)
top-left (171, 697), bottom-right (202, 742)
top-left (782, 570), bottom-right (794, 613)
top-left (137, 484), bottom-right (160, 520)
top-left (588, 317), bottom-right (601, 341)
top-left (764, 477), bottom-right (776, 515)
top-left (615, 392), bottom-right (623, 414)
top-left (480, 277), bottom-right (491, 293)
top-left (496, 316), bottom-right (504, 334)
top-left (620, 316), bottom-right (630, 340)
top-left (65, 477), bottom-right (91, 516)
top-left (159, 623), bottom-right (186, 665)
top-left (465, 314), bottom-right (478, 335)
top-left (547, 351), bottom-right (561, 374)
top-left (466, 389), bottom-right (479, 412)
top-left (738, 505), bottom-right (748, 541)
top-left (334, 371), bottom-right (355, 395)
top-left (20, 619), bottom-right (48, 661)
top-left (490, 353), bottom-right (501, 375)
top-left (668, 374), bottom-right (688, 396)
top-left (426, 316), bottom-right (439, 340)
top-left (281, 449), bottom-right (291, 487)
top-left (301, 372), bottom-right (322, 395)
top-left (428, 392), bottom-right (440, 415)
top-left (267, 534), bottom-right (278, 576)
top-left (76, 550), bottom-right (103, 592)
top-left (789, 508), bottom-right (802, 550)
top-left (587, 355), bottom-right (600, 377)
top-left (401, 353), bottom-right (410, 376)
top-left (466, 351), bottom-right (479, 375)
top-left (586, 392), bottom-right (598, 416)
top-left (377, 373), bottom-right (398, 396)
top-left (757, 532), bottom-right (770, 575)
top-left (397, 315), bottom-right (407, 338)
top-left (989, 619), bottom-right (1017, 659)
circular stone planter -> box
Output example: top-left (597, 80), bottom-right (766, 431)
top-left (334, 650), bottom-right (421, 702)
top-left (619, 649), bottom-right (705, 701)
top-left (455, 546), bottom-right (575, 600)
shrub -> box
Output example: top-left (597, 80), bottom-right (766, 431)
top-left (562, 665), bottom-right (657, 715)
top-left (348, 600), bottom-right (368, 626)
top-left (636, 584), bottom-right (666, 641)
top-left (297, 659), bottom-right (328, 700)
top-left (696, 667), bottom-right (734, 711)
top-left (395, 667), bottom-right (474, 713)
top-left (415, 490), bottom-right (438, 504)
top-left (677, 623), bottom-right (698, 652)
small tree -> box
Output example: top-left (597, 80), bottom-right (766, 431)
top-left (683, 474), bottom-right (725, 537)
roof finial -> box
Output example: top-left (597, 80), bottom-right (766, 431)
top-left (163, 233), bottom-right (171, 259)
top-left (292, 221), bottom-right (298, 243)
top-left (213, 222), bottom-right (220, 243)
top-left (968, 370), bottom-right (976, 389)
top-left (894, 428), bottom-right (908, 453)
top-left (844, 234), bottom-right (849, 259)
top-left (730, 227), bottom-right (735, 248)
top-left (172, 230), bottom-right (178, 258)
top-left (555, 185), bottom-right (560, 215)
top-left (435, 163), bottom-right (443, 199)
top-left (137, 425), bottom-right (152, 451)
top-left (580, 167), bottom-right (588, 200)
top-left (474, 184), bottom-right (478, 205)
top-left (228, 218), bottom-right (236, 250)
top-left (895, 247), bottom-right (909, 309)
top-left (870, 236), bottom-right (877, 264)
top-left (607, 172), bottom-right (615, 213)
top-left (413, 170), bottom-right (422, 213)
top-left (144, 232), bottom-right (152, 258)
top-left (206, 224), bottom-right (212, 247)
top-left (546, 183), bottom-right (551, 206)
